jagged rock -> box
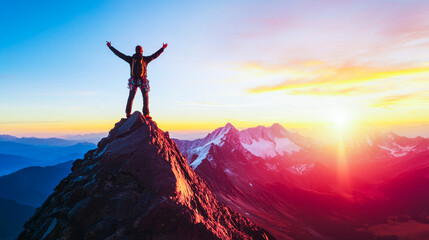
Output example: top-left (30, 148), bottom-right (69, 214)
top-left (18, 111), bottom-right (274, 240)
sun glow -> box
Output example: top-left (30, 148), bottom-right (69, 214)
top-left (332, 113), bottom-right (351, 129)
top-left (336, 137), bottom-right (350, 188)
top-left (330, 111), bottom-right (353, 133)
top-left (330, 111), bottom-right (352, 187)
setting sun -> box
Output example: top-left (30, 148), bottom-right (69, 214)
top-left (332, 112), bottom-right (351, 129)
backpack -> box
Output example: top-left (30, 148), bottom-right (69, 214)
top-left (131, 54), bottom-right (144, 77)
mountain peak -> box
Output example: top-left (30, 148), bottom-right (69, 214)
top-left (19, 111), bottom-right (273, 240)
top-left (224, 122), bottom-right (235, 129)
top-left (269, 123), bottom-right (289, 135)
top-left (180, 122), bottom-right (239, 169)
top-left (219, 122), bottom-right (237, 134)
top-left (205, 122), bottom-right (238, 144)
top-left (269, 123), bottom-right (283, 130)
top-left (238, 123), bottom-right (302, 159)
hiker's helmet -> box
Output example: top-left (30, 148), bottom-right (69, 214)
top-left (135, 45), bottom-right (143, 54)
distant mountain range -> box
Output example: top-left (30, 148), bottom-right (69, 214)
top-left (0, 198), bottom-right (35, 240)
top-left (0, 135), bottom-right (95, 176)
top-left (0, 161), bottom-right (74, 240)
top-left (0, 154), bottom-right (39, 176)
top-left (0, 161), bottom-right (73, 207)
top-left (60, 133), bottom-right (107, 144)
top-left (0, 133), bottom-right (106, 145)
top-left (1, 122), bottom-right (429, 239)
top-left (0, 135), bottom-right (95, 238)
top-left (175, 123), bottom-right (429, 239)
top-left (18, 112), bottom-right (273, 239)
top-left (0, 135), bottom-right (85, 146)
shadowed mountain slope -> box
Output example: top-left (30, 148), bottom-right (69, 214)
top-left (19, 112), bottom-right (274, 240)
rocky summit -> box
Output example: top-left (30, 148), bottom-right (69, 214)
top-left (18, 112), bottom-right (273, 240)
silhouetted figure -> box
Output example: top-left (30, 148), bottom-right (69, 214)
top-left (107, 41), bottom-right (167, 118)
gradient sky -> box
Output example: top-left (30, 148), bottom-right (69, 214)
top-left (1, 0), bottom-right (429, 138)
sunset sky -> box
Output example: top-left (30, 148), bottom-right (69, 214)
top-left (1, 0), bottom-right (429, 139)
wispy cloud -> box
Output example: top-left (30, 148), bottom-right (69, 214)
top-left (371, 93), bottom-right (429, 108)
top-left (288, 86), bottom-right (387, 96)
top-left (173, 101), bottom-right (258, 108)
top-left (246, 62), bottom-right (429, 94)
top-left (371, 94), bottom-right (415, 108)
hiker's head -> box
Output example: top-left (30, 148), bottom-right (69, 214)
top-left (135, 45), bottom-right (143, 54)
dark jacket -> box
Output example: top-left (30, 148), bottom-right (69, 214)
top-left (109, 46), bottom-right (164, 78)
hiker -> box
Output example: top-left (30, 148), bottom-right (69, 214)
top-left (107, 41), bottom-right (167, 118)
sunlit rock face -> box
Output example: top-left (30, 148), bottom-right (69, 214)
top-left (18, 112), bottom-right (274, 240)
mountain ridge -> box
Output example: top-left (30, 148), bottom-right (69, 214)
top-left (174, 122), bottom-right (429, 239)
top-left (19, 112), bottom-right (274, 240)
top-left (0, 135), bottom-right (92, 147)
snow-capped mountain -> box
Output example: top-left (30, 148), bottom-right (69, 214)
top-left (239, 123), bottom-right (307, 159)
top-left (174, 123), bottom-right (429, 240)
top-left (19, 113), bottom-right (273, 240)
top-left (314, 129), bottom-right (429, 171)
top-left (175, 123), bottom-right (313, 172)
top-left (174, 123), bottom-right (342, 239)
top-left (174, 123), bottom-right (239, 169)
top-left (373, 132), bottom-right (429, 158)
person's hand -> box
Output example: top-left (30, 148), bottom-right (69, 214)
top-left (106, 41), bottom-right (111, 47)
top-left (162, 43), bottom-right (168, 49)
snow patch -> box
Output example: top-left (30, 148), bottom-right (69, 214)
top-left (189, 145), bottom-right (211, 169)
top-left (189, 125), bottom-right (231, 169)
top-left (265, 162), bottom-right (279, 172)
top-left (274, 137), bottom-right (301, 154)
top-left (378, 143), bottom-right (415, 157)
top-left (242, 139), bottom-right (277, 158)
top-left (288, 163), bottom-right (315, 175)
top-left (224, 168), bottom-right (237, 176)
top-left (366, 137), bottom-right (373, 146)
top-left (242, 137), bottom-right (301, 159)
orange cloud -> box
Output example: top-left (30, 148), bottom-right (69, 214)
top-left (371, 94), bottom-right (413, 108)
top-left (371, 93), bottom-right (429, 108)
top-left (247, 62), bottom-right (429, 94)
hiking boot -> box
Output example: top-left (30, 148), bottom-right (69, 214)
top-left (143, 111), bottom-right (150, 117)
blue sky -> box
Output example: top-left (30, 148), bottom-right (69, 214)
top-left (1, 0), bottom-right (429, 138)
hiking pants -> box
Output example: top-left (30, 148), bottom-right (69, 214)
top-left (126, 87), bottom-right (149, 116)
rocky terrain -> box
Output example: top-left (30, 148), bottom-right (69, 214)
top-left (18, 112), bottom-right (273, 240)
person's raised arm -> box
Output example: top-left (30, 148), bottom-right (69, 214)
top-left (146, 43), bottom-right (168, 63)
top-left (106, 41), bottom-right (131, 63)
